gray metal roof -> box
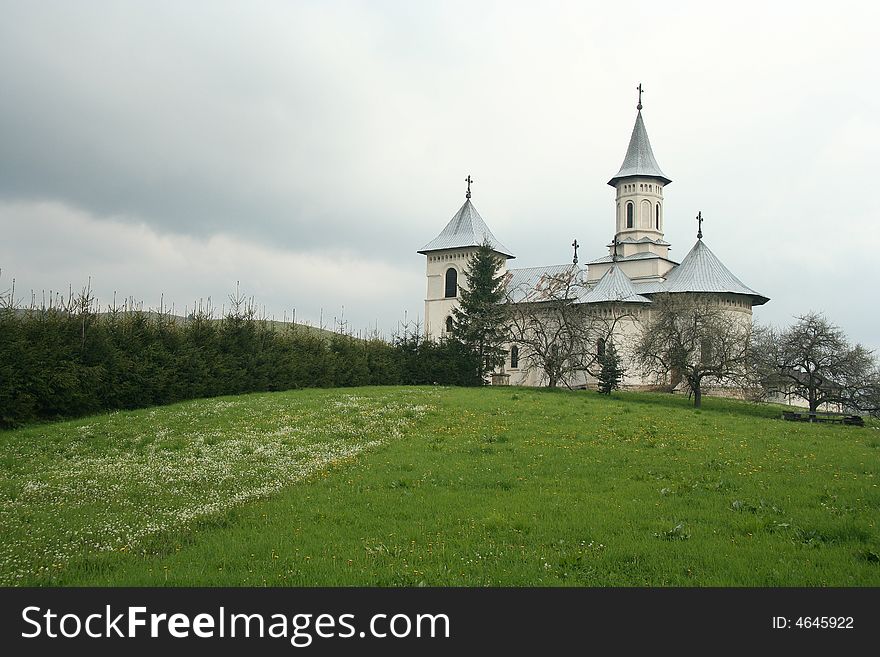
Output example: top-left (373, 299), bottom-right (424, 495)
top-left (631, 280), bottom-right (667, 295)
top-left (661, 239), bottom-right (770, 305)
top-left (505, 264), bottom-right (581, 303)
top-left (586, 251), bottom-right (677, 265)
top-left (607, 111), bottom-right (671, 187)
top-left (418, 199), bottom-right (515, 258)
top-left (505, 262), bottom-right (649, 305)
top-left (579, 264), bottom-right (651, 304)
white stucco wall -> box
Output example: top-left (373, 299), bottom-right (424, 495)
top-left (499, 294), bottom-right (755, 389)
top-left (423, 247), bottom-right (510, 340)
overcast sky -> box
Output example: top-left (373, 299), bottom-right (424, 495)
top-left (1, 0), bottom-right (878, 348)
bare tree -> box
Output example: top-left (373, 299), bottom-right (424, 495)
top-left (634, 293), bottom-right (753, 408)
top-left (506, 268), bottom-right (633, 388)
top-left (755, 312), bottom-right (878, 414)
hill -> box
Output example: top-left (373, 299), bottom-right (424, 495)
top-left (1, 387), bottom-right (878, 586)
top-left (12, 306), bottom-right (339, 340)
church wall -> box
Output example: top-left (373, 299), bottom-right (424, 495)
top-left (501, 304), bottom-right (647, 389)
top-left (499, 293), bottom-right (756, 389)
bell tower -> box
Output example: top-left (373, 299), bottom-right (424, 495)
top-left (418, 176), bottom-right (515, 340)
top-left (606, 84), bottom-right (672, 261)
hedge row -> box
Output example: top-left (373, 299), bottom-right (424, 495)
top-left (0, 307), bottom-right (480, 428)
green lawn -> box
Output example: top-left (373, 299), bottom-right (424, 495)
top-left (1, 386), bottom-right (878, 586)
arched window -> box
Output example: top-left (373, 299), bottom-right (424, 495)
top-left (445, 316), bottom-right (453, 333)
top-left (510, 345), bottom-right (519, 369)
top-left (655, 203), bottom-right (660, 229)
top-left (626, 202), bottom-right (634, 228)
top-left (597, 338), bottom-right (606, 357)
top-left (444, 268), bottom-right (458, 298)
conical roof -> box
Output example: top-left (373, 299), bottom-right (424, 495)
top-left (662, 239), bottom-right (769, 305)
top-left (418, 199), bottom-right (515, 258)
top-left (608, 111), bottom-right (671, 187)
top-left (580, 263), bottom-right (650, 304)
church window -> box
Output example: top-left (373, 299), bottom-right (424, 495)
top-left (445, 316), bottom-right (453, 333)
top-left (626, 202), bottom-right (634, 228)
top-left (445, 268), bottom-right (458, 298)
top-left (597, 338), bottom-right (606, 357)
top-left (510, 345), bottom-right (519, 369)
top-left (655, 203), bottom-right (660, 229)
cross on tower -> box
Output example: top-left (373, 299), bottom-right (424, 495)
top-left (612, 236), bottom-right (620, 262)
top-left (637, 83), bottom-right (643, 111)
top-left (571, 239), bottom-right (579, 265)
top-left (465, 175), bottom-right (473, 199)
top-left (696, 211), bottom-right (704, 239)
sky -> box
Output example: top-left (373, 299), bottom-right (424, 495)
top-left (1, 0), bottom-right (878, 348)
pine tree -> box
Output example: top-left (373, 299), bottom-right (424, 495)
top-left (597, 339), bottom-right (624, 394)
top-left (451, 239), bottom-right (509, 383)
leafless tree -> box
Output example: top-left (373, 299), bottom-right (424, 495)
top-left (755, 312), bottom-right (878, 414)
top-left (505, 267), bottom-right (634, 388)
top-left (634, 293), bottom-right (754, 408)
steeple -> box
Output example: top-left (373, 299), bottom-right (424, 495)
top-left (603, 85), bottom-right (674, 273)
top-left (419, 180), bottom-right (515, 341)
top-left (607, 103), bottom-right (671, 187)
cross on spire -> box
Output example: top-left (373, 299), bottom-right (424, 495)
top-left (572, 239), bottom-right (579, 265)
top-left (612, 236), bottom-right (620, 262)
top-left (465, 175), bottom-right (473, 199)
top-left (637, 83), bottom-right (643, 111)
top-left (696, 211), bottom-right (704, 239)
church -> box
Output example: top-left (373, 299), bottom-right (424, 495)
top-left (418, 88), bottom-right (769, 388)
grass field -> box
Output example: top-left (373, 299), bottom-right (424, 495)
top-left (1, 386), bottom-right (878, 586)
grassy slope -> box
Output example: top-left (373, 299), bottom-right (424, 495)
top-left (1, 387), bottom-right (878, 586)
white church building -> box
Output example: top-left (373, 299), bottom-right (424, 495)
top-left (418, 91), bottom-right (769, 388)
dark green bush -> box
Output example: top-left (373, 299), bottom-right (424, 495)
top-left (0, 304), bottom-right (480, 427)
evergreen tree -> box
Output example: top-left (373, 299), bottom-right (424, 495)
top-left (597, 340), bottom-right (624, 394)
top-left (451, 239), bottom-right (508, 382)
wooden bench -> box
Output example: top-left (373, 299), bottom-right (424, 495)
top-left (782, 411), bottom-right (864, 427)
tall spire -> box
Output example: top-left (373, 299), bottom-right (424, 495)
top-left (607, 88), bottom-right (671, 187)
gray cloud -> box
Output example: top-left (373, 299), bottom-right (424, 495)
top-left (0, 1), bottom-right (878, 349)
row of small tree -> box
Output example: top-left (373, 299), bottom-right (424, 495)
top-left (0, 285), bottom-right (481, 428)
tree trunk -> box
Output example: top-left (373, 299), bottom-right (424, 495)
top-left (693, 386), bottom-right (702, 408)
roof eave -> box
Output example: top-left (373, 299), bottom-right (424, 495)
top-left (644, 290), bottom-right (771, 306)
top-left (417, 245), bottom-right (516, 259)
top-left (607, 173), bottom-right (673, 187)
